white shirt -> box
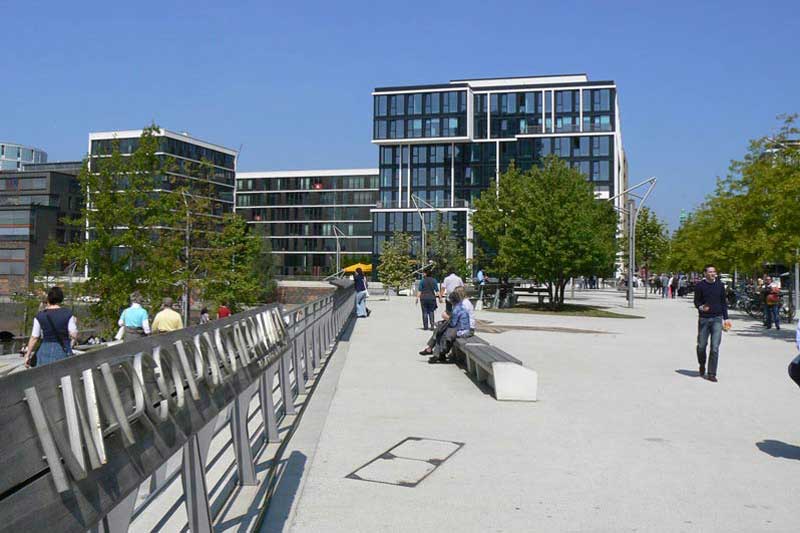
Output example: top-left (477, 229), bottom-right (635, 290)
top-left (461, 297), bottom-right (476, 329)
top-left (31, 316), bottom-right (78, 338)
top-left (442, 273), bottom-right (464, 296)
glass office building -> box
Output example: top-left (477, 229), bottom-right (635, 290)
top-left (88, 129), bottom-right (237, 217)
top-left (371, 74), bottom-right (627, 260)
top-left (0, 168), bottom-right (82, 294)
top-left (235, 169), bottom-right (378, 276)
top-left (0, 142), bottom-right (47, 171)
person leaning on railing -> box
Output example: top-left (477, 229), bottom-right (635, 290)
top-left (24, 286), bottom-right (78, 367)
top-left (118, 291), bottom-right (151, 339)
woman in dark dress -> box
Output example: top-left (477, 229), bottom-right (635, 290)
top-left (24, 286), bottom-right (78, 367)
top-left (417, 270), bottom-right (439, 330)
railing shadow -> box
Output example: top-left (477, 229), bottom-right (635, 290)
top-left (756, 439), bottom-right (800, 460)
top-left (255, 451), bottom-right (308, 533)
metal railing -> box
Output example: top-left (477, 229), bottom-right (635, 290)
top-left (0, 279), bottom-right (355, 532)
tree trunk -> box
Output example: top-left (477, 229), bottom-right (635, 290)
top-left (546, 282), bottom-right (554, 309)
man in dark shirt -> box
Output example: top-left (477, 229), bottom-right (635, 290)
top-left (693, 264), bottom-right (732, 382)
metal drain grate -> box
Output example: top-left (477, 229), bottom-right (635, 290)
top-left (345, 437), bottom-right (464, 488)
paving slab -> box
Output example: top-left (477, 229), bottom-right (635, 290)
top-left (267, 290), bottom-right (800, 532)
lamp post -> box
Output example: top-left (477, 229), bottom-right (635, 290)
top-left (607, 177), bottom-right (657, 309)
top-left (332, 224), bottom-right (345, 275)
top-left (411, 194), bottom-right (437, 266)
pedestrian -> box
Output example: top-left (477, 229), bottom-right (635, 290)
top-left (151, 297), bottom-right (184, 334)
top-left (23, 286), bottom-right (78, 367)
top-left (660, 273), bottom-right (669, 298)
top-left (670, 274), bottom-right (679, 299)
top-left (418, 290), bottom-right (471, 363)
top-left (693, 264), bottom-right (732, 382)
top-left (417, 269), bottom-right (439, 330)
top-left (354, 267), bottom-right (370, 318)
top-left (440, 269), bottom-right (465, 314)
top-left (762, 277), bottom-right (781, 330)
top-left (217, 302), bottom-right (231, 319)
top-left (200, 307), bottom-right (211, 324)
top-left (118, 291), bottom-right (151, 340)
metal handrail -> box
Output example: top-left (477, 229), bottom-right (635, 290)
top-left (0, 279), bottom-right (356, 532)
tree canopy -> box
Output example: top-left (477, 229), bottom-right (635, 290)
top-left (472, 157), bottom-right (617, 307)
top-left (426, 218), bottom-right (469, 280)
top-left (378, 231), bottom-right (417, 294)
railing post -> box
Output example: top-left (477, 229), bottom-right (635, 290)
top-left (231, 383), bottom-right (258, 486)
top-left (279, 349), bottom-right (296, 415)
top-left (181, 417), bottom-right (217, 533)
top-left (259, 366), bottom-right (280, 444)
top-left (303, 315), bottom-right (312, 381)
top-left (292, 332), bottom-right (306, 395)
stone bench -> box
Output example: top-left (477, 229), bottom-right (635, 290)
top-left (453, 336), bottom-right (538, 401)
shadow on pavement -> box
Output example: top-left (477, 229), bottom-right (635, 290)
top-left (733, 321), bottom-right (795, 343)
top-left (257, 451), bottom-right (308, 532)
top-left (675, 369), bottom-right (703, 378)
top-left (756, 440), bottom-right (800, 460)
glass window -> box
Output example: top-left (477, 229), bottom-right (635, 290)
top-left (374, 120), bottom-right (387, 139)
top-left (504, 93), bottom-right (517, 114)
top-left (408, 119), bottom-right (422, 138)
top-left (443, 118), bottom-right (459, 136)
top-left (539, 138), bottom-right (552, 156)
top-left (544, 92), bottom-right (552, 113)
top-left (593, 136), bottom-right (611, 156)
top-left (408, 93), bottom-right (422, 115)
top-left (574, 137), bottom-right (590, 157)
top-left (375, 95), bottom-right (387, 116)
top-left (524, 92), bottom-right (537, 114)
top-left (424, 118), bottom-right (440, 137)
top-left (578, 161), bottom-right (590, 177)
top-left (442, 92), bottom-right (459, 113)
top-left (390, 95), bottom-right (405, 116)
top-left (390, 120), bottom-right (405, 138)
top-left (21, 148), bottom-right (34, 161)
top-left (554, 138), bottom-right (570, 156)
top-left (490, 94), bottom-right (498, 114)
top-left (5, 146), bottom-right (19, 159)
top-left (424, 93), bottom-right (440, 114)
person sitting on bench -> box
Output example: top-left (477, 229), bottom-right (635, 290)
top-left (418, 290), bottom-right (471, 363)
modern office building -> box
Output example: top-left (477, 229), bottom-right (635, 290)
top-left (0, 142), bottom-right (47, 171)
top-left (235, 169), bottom-right (378, 276)
top-left (88, 129), bottom-right (238, 217)
top-left (0, 167), bottom-right (82, 294)
top-left (371, 73), bottom-right (627, 260)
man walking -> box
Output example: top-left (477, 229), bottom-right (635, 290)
top-left (693, 264), bottom-right (732, 382)
top-left (440, 269), bottom-right (464, 314)
top-left (151, 297), bottom-right (184, 334)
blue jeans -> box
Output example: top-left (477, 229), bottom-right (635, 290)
top-left (765, 304), bottom-right (780, 329)
top-left (355, 290), bottom-right (368, 317)
top-left (697, 316), bottom-right (723, 376)
top-left (420, 299), bottom-right (437, 329)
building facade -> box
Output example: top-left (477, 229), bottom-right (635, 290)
top-left (371, 74), bottom-right (627, 260)
top-left (88, 129), bottom-right (237, 217)
top-left (0, 168), bottom-right (82, 294)
top-left (235, 169), bottom-right (378, 276)
top-left (0, 142), bottom-right (47, 171)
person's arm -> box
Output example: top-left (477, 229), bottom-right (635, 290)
top-left (25, 318), bottom-right (43, 366)
top-left (721, 285), bottom-right (729, 321)
top-left (68, 316), bottom-right (78, 342)
top-left (118, 310), bottom-right (126, 327)
top-left (693, 284), bottom-right (703, 309)
top-left (142, 316), bottom-right (151, 335)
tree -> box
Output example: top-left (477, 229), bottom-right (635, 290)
top-left (378, 231), bottom-right (417, 295)
top-left (57, 125), bottom-right (185, 334)
top-left (472, 158), bottom-right (617, 308)
top-left (202, 213), bottom-right (266, 312)
top-left (666, 115), bottom-right (800, 275)
top-left (635, 207), bottom-right (669, 275)
top-left (427, 218), bottom-right (469, 280)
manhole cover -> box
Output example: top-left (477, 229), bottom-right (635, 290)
top-left (346, 437), bottom-right (464, 487)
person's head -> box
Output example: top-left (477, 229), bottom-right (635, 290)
top-left (201, 307), bottom-right (208, 314)
top-left (703, 264), bottom-right (717, 281)
top-left (355, 267), bottom-right (363, 276)
top-left (453, 286), bottom-right (467, 302)
top-left (449, 289), bottom-right (463, 305)
top-left (765, 275), bottom-right (772, 283)
top-left (424, 269), bottom-right (432, 277)
top-left (46, 286), bottom-right (64, 305)
top-left (221, 301), bottom-right (228, 308)
top-left (130, 291), bottom-right (143, 305)
top-left (162, 297), bottom-right (174, 309)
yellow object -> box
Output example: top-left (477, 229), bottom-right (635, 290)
top-left (152, 308), bottom-right (184, 333)
top-left (343, 262), bottom-right (372, 273)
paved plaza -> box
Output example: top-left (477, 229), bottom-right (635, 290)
top-left (262, 289), bottom-right (800, 532)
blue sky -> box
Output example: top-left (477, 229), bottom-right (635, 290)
top-left (2, 0), bottom-right (798, 228)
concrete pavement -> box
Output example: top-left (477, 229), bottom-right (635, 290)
top-left (262, 289), bottom-right (800, 532)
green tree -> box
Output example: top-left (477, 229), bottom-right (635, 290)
top-left (472, 158), bottom-right (617, 308)
top-left (427, 218), bottom-right (469, 280)
top-left (202, 213), bottom-right (266, 312)
top-left (378, 231), bottom-right (417, 296)
top-left (57, 125), bottom-right (184, 334)
top-left (635, 207), bottom-right (669, 275)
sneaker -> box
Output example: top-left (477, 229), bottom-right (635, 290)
top-left (427, 355), bottom-right (439, 364)
top-left (419, 348), bottom-right (433, 355)
top-left (706, 375), bottom-right (718, 382)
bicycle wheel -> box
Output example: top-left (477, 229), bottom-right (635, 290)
top-left (746, 301), bottom-right (763, 319)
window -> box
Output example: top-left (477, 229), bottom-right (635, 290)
top-left (0, 249), bottom-right (24, 260)
top-left (524, 92), bottom-right (537, 114)
top-left (544, 92), bottom-right (552, 113)
top-left (408, 119), bottom-right (422, 138)
top-left (390, 119), bottom-right (405, 138)
top-left (5, 146), bottom-right (19, 159)
top-left (443, 91), bottom-right (460, 113)
top-left (381, 147), bottom-right (393, 164)
top-left (374, 120), bottom-right (387, 139)
top-left (578, 161), bottom-right (590, 177)
top-left (408, 93), bottom-right (422, 115)
top-left (390, 95), bottom-right (405, 116)
top-left (375, 95), bottom-right (388, 116)
top-left (593, 136), bottom-right (610, 156)
top-left (424, 93), bottom-right (440, 114)
top-left (443, 118), bottom-right (459, 136)
top-left (503, 93), bottom-right (517, 114)
top-left (424, 118), bottom-right (440, 137)
top-left (574, 137), bottom-right (590, 156)
top-left (490, 94), bottom-right (498, 113)
top-left (592, 160), bottom-right (610, 181)
top-left (554, 137), bottom-right (570, 156)
top-left (556, 91), bottom-right (574, 112)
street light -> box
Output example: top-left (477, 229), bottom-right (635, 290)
top-left (606, 177), bottom-right (657, 309)
top-left (332, 224), bottom-right (345, 275)
top-left (411, 194), bottom-right (437, 265)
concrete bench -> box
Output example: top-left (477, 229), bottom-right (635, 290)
top-left (453, 336), bottom-right (538, 401)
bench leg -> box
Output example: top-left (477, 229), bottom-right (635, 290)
top-left (475, 365), bottom-right (485, 383)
